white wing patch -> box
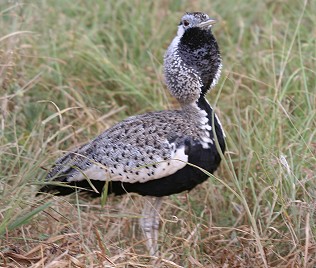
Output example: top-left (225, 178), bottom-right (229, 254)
top-left (67, 143), bottom-right (188, 184)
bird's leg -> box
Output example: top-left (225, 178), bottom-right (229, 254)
top-left (139, 196), bottom-right (163, 256)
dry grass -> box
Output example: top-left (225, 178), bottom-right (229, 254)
top-left (1, 0), bottom-right (316, 267)
top-left (3, 191), bottom-right (316, 267)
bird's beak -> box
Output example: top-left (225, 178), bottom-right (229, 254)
top-left (198, 18), bottom-right (217, 29)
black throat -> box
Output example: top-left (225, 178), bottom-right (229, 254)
top-left (178, 27), bottom-right (221, 95)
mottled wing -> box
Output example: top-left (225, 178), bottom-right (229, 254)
top-left (44, 111), bottom-right (191, 188)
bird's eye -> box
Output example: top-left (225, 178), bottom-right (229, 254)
top-left (183, 20), bottom-right (189, 27)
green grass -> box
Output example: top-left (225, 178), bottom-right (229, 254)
top-left (1, 0), bottom-right (315, 267)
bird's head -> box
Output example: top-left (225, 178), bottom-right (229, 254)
top-left (177, 12), bottom-right (216, 38)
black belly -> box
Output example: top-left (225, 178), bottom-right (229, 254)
top-left (56, 141), bottom-right (223, 197)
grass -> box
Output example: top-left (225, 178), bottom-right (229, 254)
top-left (0, 0), bottom-right (315, 267)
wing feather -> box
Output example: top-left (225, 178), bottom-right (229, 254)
top-left (45, 111), bottom-right (196, 184)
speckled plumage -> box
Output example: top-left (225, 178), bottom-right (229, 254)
top-left (39, 12), bottom-right (225, 200)
top-left (45, 106), bottom-right (211, 185)
top-left (164, 12), bottom-right (222, 105)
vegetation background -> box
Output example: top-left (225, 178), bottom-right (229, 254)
top-left (0, 0), bottom-right (315, 267)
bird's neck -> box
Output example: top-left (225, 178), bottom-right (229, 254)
top-left (181, 95), bottom-right (212, 117)
top-left (178, 27), bottom-right (222, 94)
top-left (164, 27), bottom-right (221, 106)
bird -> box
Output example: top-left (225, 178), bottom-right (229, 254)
top-left (38, 12), bottom-right (226, 256)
